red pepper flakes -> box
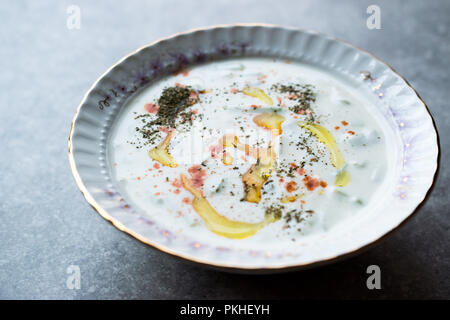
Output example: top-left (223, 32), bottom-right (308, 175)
top-left (230, 88), bottom-right (238, 94)
top-left (153, 163), bottom-right (160, 169)
top-left (173, 189), bottom-right (181, 194)
top-left (182, 197), bottom-right (191, 204)
top-left (257, 74), bottom-right (268, 81)
top-left (303, 176), bottom-right (320, 191)
top-left (341, 120), bottom-right (349, 126)
top-left (335, 126), bottom-right (340, 130)
top-left (158, 126), bottom-right (170, 134)
top-left (209, 143), bottom-right (224, 159)
top-left (348, 130), bottom-right (355, 135)
top-left (144, 103), bottom-right (159, 114)
top-left (188, 91), bottom-right (198, 104)
top-left (171, 178), bottom-right (182, 188)
top-left (188, 164), bottom-right (207, 188)
top-left (297, 167), bottom-right (306, 175)
top-left (319, 180), bottom-right (328, 188)
top-left (285, 181), bottom-right (298, 193)
top-left (250, 104), bottom-right (261, 109)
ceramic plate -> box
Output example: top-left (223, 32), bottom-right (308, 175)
top-left (69, 24), bottom-right (439, 273)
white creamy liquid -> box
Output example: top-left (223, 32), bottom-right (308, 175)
top-left (108, 58), bottom-right (396, 249)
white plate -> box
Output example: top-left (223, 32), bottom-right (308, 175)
top-left (69, 24), bottom-right (439, 273)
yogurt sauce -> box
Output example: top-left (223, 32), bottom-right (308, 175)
top-left (108, 58), bottom-right (396, 248)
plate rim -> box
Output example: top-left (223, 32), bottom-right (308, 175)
top-left (68, 23), bottom-right (440, 272)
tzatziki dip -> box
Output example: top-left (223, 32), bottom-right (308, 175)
top-left (109, 58), bottom-right (395, 248)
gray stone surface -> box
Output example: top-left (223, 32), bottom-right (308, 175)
top-left (0, 0), bottom-right (448, 299)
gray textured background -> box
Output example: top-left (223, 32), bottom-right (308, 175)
top-left (0, 0), bottom-right (448, 299)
